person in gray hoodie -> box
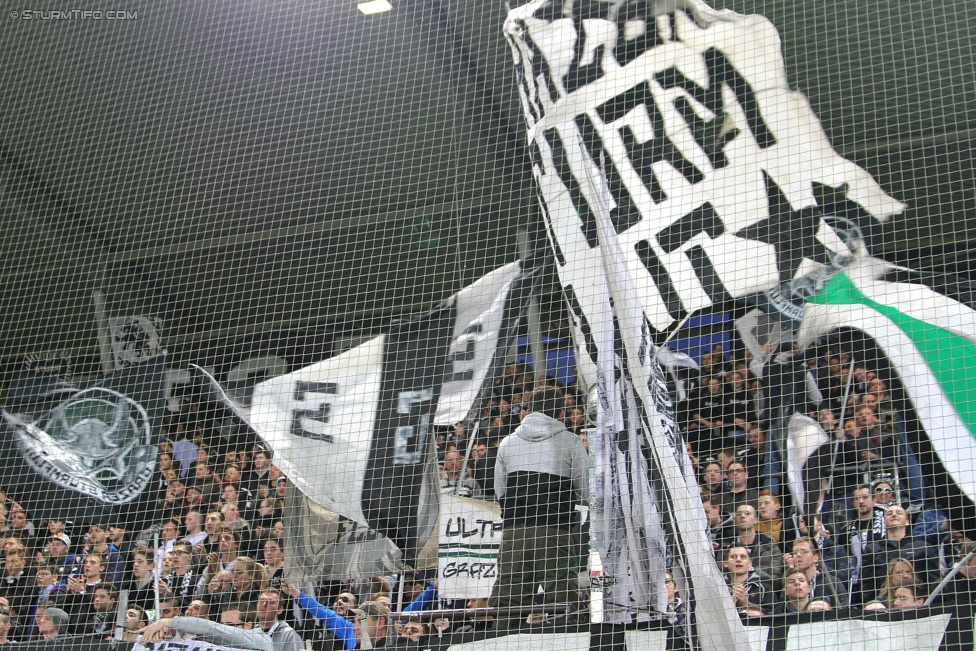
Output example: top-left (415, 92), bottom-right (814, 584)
top-left (489, 386), bottom-right (588, 625)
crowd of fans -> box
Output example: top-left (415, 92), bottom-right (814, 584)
top-left (435, 341), bottom-right (976, 627)
top-left (0, 338), bottom-right (972, 649)
top-left (667, 341), bottom-right (975, 619)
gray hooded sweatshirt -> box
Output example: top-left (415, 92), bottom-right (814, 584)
top-left (494, 411), bottom-right (588, 530)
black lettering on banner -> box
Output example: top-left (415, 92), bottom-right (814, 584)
top-left (564, 19), bottom-right (606, 94)
top-left (441, 562), bottom-right (497, 579)
top-left (517, 20), bottom-right (560, 106)
top-left (596, 81), bottom-right (704, 204)
top-left (656, 202), bottom-right (725, 252)
top-left (574, 113), bottom-right (643, 236)
top-left (613, 7), bottom-right (668, 67)
top-left (634, 240), bottom-right (685, 321)
top-left (291, 381), bottom-right (338, 442)
top-left (655, 203), bottom-right (734, 306)
top-left (538, 195), bottom-right (567, 266)
top-left (394, 389), bottom-right (433, 465)
top-left (544, 127), bottom-right (598, 247)
top-left (654, 47), bottom-right (776, 158)
top-left (444, 325), bottom-right (482, 383)
top-left (563, 284), bottom-right (599, 364)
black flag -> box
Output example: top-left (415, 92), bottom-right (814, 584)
top-left (1, 358), bottom-right (166, 530)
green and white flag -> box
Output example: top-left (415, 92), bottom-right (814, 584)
top-left (798, 256), bottom-right (976, 504)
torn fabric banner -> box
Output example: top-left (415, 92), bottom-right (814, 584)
top-left (0, 358), bottom-right (166, 530)
top-left (504, 0), bottom-right (904, 336)
top-left (249, 306), bottom-right (454, 575)
top-left (798, 255), bottom-right (976, 524)
top-left (584, 168), bottom-right (749, 649)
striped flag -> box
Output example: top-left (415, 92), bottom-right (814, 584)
top-left (798, 256), bottom-right (976, 518)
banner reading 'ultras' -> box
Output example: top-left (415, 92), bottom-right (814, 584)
top-left (438, 494), bottom-right (504, 600)
top-left (504, 0), bottom-right (904, 341)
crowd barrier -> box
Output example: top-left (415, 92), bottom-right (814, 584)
top-left (12, 605), bottom-right (970, 651)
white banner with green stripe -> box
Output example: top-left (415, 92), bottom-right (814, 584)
top-left (437, 494), bottom-right (504, 600)
top-left (799, 256), bottom-right (976, 502)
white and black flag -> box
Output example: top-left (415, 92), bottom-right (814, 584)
top-left (505, 0), bottom-right (904, 338)
top-left (434, 257), bottom-right (545, 426)
top-left (242, 306), bottom-right (455, 577)
top-left (0, 358), bottom-right (166, 530)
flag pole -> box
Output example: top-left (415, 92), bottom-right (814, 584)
top-left (821, 359), bottom-right (857, 515)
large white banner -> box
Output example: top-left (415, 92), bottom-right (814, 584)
top-left (250, 336), bottom-right (384, 528)
top-left (504, 0), bottom-right (904, 336)
top-left (438, 494), bottom-right (504, 600)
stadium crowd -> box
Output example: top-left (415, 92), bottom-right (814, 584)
top-left (0, 336), bottom-right (972, 649)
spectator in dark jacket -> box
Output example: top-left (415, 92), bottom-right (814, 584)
top-left (859, 505), bottom-right (940, 604)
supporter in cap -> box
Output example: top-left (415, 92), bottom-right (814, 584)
top-left (35, 606), bottom-right (69, 642)
top-left (400, 571), bottom-right (428, 603)
top-left (43, 533), bottom-right (74, 577)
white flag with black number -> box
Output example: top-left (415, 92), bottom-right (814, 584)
top-left (249, 306), bottom-right (455, 577)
